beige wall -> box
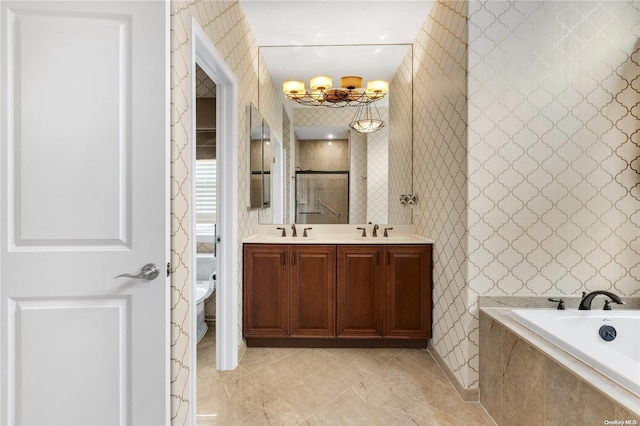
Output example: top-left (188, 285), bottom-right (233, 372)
top-left (388, 49), bottom-right (414, 224)
top-left (411, 0), bottom-right (470, 389)
top-left (366, 108), bottom-right (389, 224)
top-left (412, 0), bottom-right (640, 394)
top-left (468, 0), bottom-right (640, 298)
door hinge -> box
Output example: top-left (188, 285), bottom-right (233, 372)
top-left (166, 262), bottom-right (171, 277)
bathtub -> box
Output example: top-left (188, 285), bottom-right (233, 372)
top-left (509, 309), bottom-right (640, 396)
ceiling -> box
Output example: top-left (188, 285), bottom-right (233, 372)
top-left (240, 0), bottom-right (434, 87)
top-left (239, 1), bottom-right (434, 139)
top-left (239, 1), bottom-right (434, 46)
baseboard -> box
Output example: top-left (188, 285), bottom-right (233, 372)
top-left (246, 337), bottom-right (427, 348)
top-left (238, 338), bottom-right (247, 362)
top-left (428, 341), bottom-right (479, 402)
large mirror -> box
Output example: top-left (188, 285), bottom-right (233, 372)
top-left (259, 44), bottom-right (414, 224)
top-left (249, 103), bottom-right (271, 209)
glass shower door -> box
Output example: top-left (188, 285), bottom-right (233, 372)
top-left (295, 172), bottom-right (349, 224)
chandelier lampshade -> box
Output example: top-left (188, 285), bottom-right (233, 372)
top-left (283, 80), bottom-right (306, 99)
top-left (365, 80), bottom-right (389, 99)
top-left (310, 76), bottom-right (332, 91)
top-left (340, 76), bottom-right (363, 89)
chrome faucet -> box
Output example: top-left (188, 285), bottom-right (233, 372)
top-left (578, 290), bottom-right (624, 310)
top-left (372, 224), bottom-right (379, 237)
top-left (291, 224), bottom-right (297, 237)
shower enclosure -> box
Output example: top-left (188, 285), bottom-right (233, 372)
top-left (295, 171), bottom-right (349, 224)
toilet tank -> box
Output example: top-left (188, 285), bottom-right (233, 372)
top-left (196, 253), bottom-right (216, 281)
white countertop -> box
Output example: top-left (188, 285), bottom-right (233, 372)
top-left (243, 224), bottom-right (434, 245)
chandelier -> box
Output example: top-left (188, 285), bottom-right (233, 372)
top-left (283, 75), bottom-right (389, 108)
top-left (349, 101), bottom-right (386, 134)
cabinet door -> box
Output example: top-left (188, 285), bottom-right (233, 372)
top-left (337, 246), bottom-right (383, 337)
top-left (384, 245), bottom-right (432, 338)
top-left (243, 244), bottom-right (289, 337)
top-left (290, 245), bottom-right (336, 337)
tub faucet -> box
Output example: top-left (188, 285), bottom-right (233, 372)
top-left (291, 224), bottom-right (297, 237)
top-left (578, 290), bottom-right (625, 310)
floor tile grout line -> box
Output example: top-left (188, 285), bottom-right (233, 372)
top-left (296, 382), bottom-right (360, 424)
top-left (237, 347), bottom-right (304, 376)
top-left (295, 347), bottom-right (417, 423)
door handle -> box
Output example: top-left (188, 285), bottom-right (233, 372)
top-left (114, 263), bottom-right (160, 280)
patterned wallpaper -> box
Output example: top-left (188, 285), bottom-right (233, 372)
top-left (414, 0), bottom-right (640, 394)
top-left (468, 0), bottom-right (640, 298)
top-left (169, 1), bottom-right (280, 422)
top-left (366, 108), bottom-right (389, 224)
top-left (195, 65), bottom-right (216, 98)
top-left (389, 48), bottom-right (414, 224)
top-left (411, 0), bottom-right (471, 389)
top-left (282, 105), bottom-right (292, 223)
top-left (350, 129), bottom-right (368, 223)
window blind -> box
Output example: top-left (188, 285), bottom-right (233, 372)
top-left (195, 159), bottom-right (216, 233)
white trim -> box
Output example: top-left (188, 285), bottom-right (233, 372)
top-left (162, 2), bottom-right (171, 423)
top-left (189, 17), bottom-right (239, 425)
top-left (271, 132), bottom-right (285, 224)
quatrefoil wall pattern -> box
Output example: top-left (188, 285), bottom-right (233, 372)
top-left (411, 0), bottom-right (472, 390)
top-left (468, 1), bottom-right (640, 298)
top-left (414, 0), bottom-right (640, 392)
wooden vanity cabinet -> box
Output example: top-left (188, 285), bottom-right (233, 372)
top-left (243, 244), bottom-right (289, 337)
top-left (243, 244), bottom-right (336, 339)
top-left (384, 245), bottom-right (432, 338)
top-left (337, 245), bottom-right (384, 337)
top-left (244, 243), bottom-right (432, 345)
top-left (290, 246), bottom-right (336, 337)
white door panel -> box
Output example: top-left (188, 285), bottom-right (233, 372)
top-left (1, 1), bottom-right (169, 425)
top-left (12, 298), bottom-right (128, 425)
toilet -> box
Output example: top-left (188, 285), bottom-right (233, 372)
top-left (196, 254), bottom-right (216, 343)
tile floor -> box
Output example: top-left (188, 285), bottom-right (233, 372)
top-left (196, 327), bottom-right (496, 425)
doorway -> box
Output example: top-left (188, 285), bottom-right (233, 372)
top-left (189, 17), bottom-right (239, 423)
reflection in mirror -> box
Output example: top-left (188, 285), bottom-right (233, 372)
top-left (262, 120), bottom-right (271, 208)
top-left (249, 104), bottom-right (271, 209)
top-left (259, 44), bottom-right (414, 224)
top-left (282, 106), bottom-right (292, 224)
top-left (296, 137), bottom-right (350, 224)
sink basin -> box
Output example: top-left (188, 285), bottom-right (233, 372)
top-left (354, 235), bottom-right (415, 241)
top-left (253, 235), bottom-right (317, 243)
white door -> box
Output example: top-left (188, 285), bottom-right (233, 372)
top-left (0, 1), bottom-right (169, 425)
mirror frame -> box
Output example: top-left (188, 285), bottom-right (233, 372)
top-left (248, 103), bottom-right (271, 209)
